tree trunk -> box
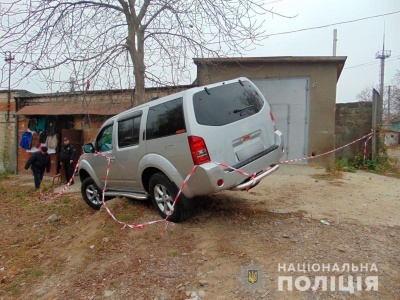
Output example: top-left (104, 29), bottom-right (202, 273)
top-left (126, 31), bottom-right (146, 106)
top-left (124, 4), bottom-right (146, 107)
top-left (133, 31), bottom-right (146, 106)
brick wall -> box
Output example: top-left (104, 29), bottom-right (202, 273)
top-left (15, 86), bottom-right (192, 174)
top-left (335, 102), bottom-right (373, 160)
top-left (19, 87), bottom-right (188, 107)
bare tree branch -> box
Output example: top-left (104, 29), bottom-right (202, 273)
top-left (356, 69), bottom-right (400, 122)
top-left (1, 0), bottom-right (293, 103)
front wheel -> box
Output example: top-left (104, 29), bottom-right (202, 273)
top-left (148, 173), bottom-right (195, 222)
top-left (81, 177), bottom-right (104, 209)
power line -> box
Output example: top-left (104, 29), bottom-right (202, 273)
top-left (267, 10), bottom-right (400, 37)
top-left (344, 61), bottom-right (378, 69)
top-left (344, 56), bottom-right (400, 70)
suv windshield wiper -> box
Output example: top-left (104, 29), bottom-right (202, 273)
top-left (233, 105), bottom-right (253, 114)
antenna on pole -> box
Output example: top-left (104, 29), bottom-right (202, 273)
top-left (69, 77), bottom-right (76, 92)
top-left (375, 23), bottom-right (391, 125)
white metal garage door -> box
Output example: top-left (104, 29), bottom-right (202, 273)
top-left (253, 78), bottom-right (310, 163)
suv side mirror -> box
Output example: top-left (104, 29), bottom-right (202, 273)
top-left (83, 143), bottom-right (95, 153)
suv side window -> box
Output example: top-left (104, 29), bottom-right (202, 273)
top-left (146, 98), bottom-right (186, 140)
top-left (118, 115), bottom-right (142, 148)
top-left (96, 124), bottom-right (113, 152)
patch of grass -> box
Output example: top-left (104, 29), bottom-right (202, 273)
top-left (0, 171), bottom-right (12, 180)
top-left (60, 197), bottom-right (72, 204)
top-left (168, 250), bottom-right (180, 257)
top-left (326, 158), bottom-right (356, 173)
top-left (118, 214), bottom-right (134, 222)
top-left (40, 183), bottom-right (53, 192)
top-left (24, 268), bottom-right (44, 277)
top-left (311, 171), bottom-right (343, 181)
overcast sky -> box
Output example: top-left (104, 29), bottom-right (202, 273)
top-left (2, 0), bottom-right (400, 103)
top-left (257, 0), bottom-right (400, 103)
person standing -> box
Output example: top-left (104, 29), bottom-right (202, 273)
top-left (24, 146), bottom-right (51, 189)
top-left (59, 137), bottom-right (75, 184)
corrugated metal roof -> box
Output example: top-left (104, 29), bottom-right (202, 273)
top-left (16, 103), bottom-right (130, 116)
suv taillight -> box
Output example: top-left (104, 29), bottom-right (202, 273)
top-left (270, 111), bottom-right (277, 132)
top-left (188, 136), bottom-right (210, 165)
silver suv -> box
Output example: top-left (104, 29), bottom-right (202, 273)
top-left (78, 77), bottom-right (283, 222)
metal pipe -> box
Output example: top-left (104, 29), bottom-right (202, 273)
top-left (333, 29), bottom-right (337, 56)
top-left (14, 97), bottom-right (19, 174)
top-left (4, 51), bottom-right (14, 122)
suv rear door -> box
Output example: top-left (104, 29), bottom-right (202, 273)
top-left (145, 97), bottom-right (192, 176)
top-left (191, 79), bottom-right (277, 168)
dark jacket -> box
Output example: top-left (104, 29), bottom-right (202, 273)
top-left (25, 151), bottom-right (51, 173)
top-left (59, 143), bottom-right (75, 162)
top-left (46, 116), bottom-right (57, 136)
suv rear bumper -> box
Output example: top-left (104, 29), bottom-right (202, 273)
top-left (182, 130), bottom-right (284, 198)
top-left (230, 164), bottom-right (280, 190)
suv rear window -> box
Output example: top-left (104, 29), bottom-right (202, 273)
top-left (146, 98), bottom-right (186, 140)
top-left (193, 81), bottom-right (264, 126)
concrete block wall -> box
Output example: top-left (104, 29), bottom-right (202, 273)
top-left (0, 91), bottom-right (18, 173)
top-left (335, 102), bottom-right (373, 160)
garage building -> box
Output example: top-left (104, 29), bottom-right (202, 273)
top-left (194, 56), bottom-right (347, 164)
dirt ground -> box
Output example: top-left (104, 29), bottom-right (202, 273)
top-left (1, 149), bottom-right (399, 300)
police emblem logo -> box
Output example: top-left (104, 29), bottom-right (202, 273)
top-left (248, 270), bottom-right (258, 284)
top-left (240, 261), bottom-right (266, 292)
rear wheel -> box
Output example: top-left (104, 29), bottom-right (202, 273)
top-left (149, 173), bottom-right (195, 222)
top-left (81, 177), bottom-right (104, 209)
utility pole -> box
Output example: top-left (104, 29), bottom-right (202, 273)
top-left (332, 29), bottom-right (337, 56)
top-left (387, 85), bottom-right (391, 128)
top-left (372, 89), bottom-right (379, 159)
top-left (375, 33), bottom-right (391, 125)
top-left (4, 51), bottom-right (15, 122)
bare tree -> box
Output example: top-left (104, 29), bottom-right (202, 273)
top-left (356, 69), bottom-right (400, 123)
top-left (1, 0), bottom-right (293, 104)
top-left (356, 85), bottom-right (375, 102)
top-left (390, 70), bottom-right (400, 121)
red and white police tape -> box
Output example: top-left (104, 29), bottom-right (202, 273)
top-left (40, 130), bottom-right (374, 231)
top-left (364, 134), bottom-right (373, 163)
top-left (278, 129), bottom-right (374, 164)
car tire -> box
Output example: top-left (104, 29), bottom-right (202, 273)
top-left (149, 173), bottom-right (195, 222)
top-left (81, 177), bottom-right (104, 209)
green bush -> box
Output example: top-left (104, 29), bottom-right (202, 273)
top-left (327, 157), bottom-right (356, 173)
top-left (332, 133), bottom-right (398, 174)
